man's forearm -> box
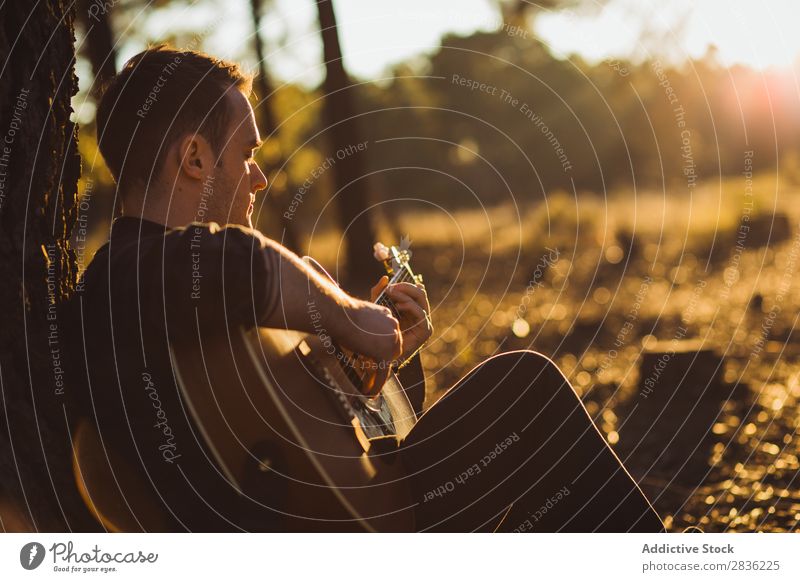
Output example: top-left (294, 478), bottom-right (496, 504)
top-left (255, 237), bottom-right (403, 373)
top-left (258, 240), bottom-right (356, 339)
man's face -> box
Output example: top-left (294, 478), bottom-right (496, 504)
top-left (208, 89), bottom-right (267, 227)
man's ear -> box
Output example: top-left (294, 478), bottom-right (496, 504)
top-left (176, 133), bottom-right (214, 180)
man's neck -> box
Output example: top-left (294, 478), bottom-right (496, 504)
top-left (119, 184), bottom-right (192, 229)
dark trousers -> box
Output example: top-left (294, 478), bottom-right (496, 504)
top-left (399, 350), bottom-right (665, 532)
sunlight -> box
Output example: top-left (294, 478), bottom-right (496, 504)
top-left (537, 0), bottom-right (800, 71)
top-left (686, 0), bottom-right (800, 70)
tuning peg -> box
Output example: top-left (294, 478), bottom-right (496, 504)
top-left (373, 242), bottom-right (390, 261)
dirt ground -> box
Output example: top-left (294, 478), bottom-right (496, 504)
top-left (400, 189), bottom-right (800, 532)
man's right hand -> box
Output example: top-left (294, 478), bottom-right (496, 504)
top-left (336, 300), bottom-right (403, 396)
top-left (258, 248), bottom-right (402, 396)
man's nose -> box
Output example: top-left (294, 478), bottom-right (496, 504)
top-left (251, 162), bottom-right (268, 193)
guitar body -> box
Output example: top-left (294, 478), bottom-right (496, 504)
top-left (171, 324), bottom-right (418, 532)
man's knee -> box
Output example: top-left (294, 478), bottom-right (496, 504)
top-left (483, 350), bottom-right (577, 405)
top-left (438, 349), bottom-right (577, 414)
top-left (483, 349), bottom-right (561, 378)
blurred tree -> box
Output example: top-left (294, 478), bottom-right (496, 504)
top-left (75, 0), bottom-right (118, 94)
top-left (249, 0), bottom-right (300, 252)
top-left (0, 0), bottom-right (96, 531)
top-left (249, 0), bottom-right (278, 137)
top-left (495, 0), bottom-right (602, 25)
top-left (315, 0), bottom-right (376, 287)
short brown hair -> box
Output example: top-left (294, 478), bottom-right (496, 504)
top-left (96, 45), bottom-right (252, 188)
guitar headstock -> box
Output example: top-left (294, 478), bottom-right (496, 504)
top-left (373, 237), bottom-right (422, 286)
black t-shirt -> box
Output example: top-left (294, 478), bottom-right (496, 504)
top-left (69, 216), bottom-right (281, 531)
top-left (68, 216), bottom-right (426, 531)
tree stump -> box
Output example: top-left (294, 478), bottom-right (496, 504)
top-left (616, 340), bottom-right (745, 517)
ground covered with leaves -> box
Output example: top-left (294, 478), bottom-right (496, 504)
top-left (399, 183), bottom-right (800, 532)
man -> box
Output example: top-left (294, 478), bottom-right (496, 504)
top-left (71, 45), bottom-right (664, 532)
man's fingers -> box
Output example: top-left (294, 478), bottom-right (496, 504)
top-left (391, 301), bottom-right (433, 340)
top-left (388, 282), bottom-right (426, 303)
top-left (392, 298), bottom-right (426, 322)
top-left (393, 324), bottom-right (404, 359)
top-left (372, 366), bottom-right (391, 397)
top-left (356, 359), bottom-right (387, 397)
top-left (370, 275), bottom-right (389, 302)
top-left (388, 288), bottom-right (430, 318)
top-left (387, 289), bottom-right (428, 314)
top-left (354, 355), bottom-right (397, 397)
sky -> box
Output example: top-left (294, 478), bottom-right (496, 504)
top-left (103, 0), bottom-right (800, 91)
top-left (242, 0), bottom-right (800, 85)
top-left (537, 0), bottom-right (800, 70)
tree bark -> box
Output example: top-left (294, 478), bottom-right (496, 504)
top-left (0, 0), bottom-right (94, 531)
top-left (315, 0), bottom-right (376, 289)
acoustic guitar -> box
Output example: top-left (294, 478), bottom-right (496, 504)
top-left (170, 243), bottom-right (422, 531)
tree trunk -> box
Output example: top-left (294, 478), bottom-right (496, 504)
top-left (0, 0), bottom-right (94, 531)
top-left (249, 0), bottom-right (278, 137)
top-left (315, 0), bottom-right (376, 289)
